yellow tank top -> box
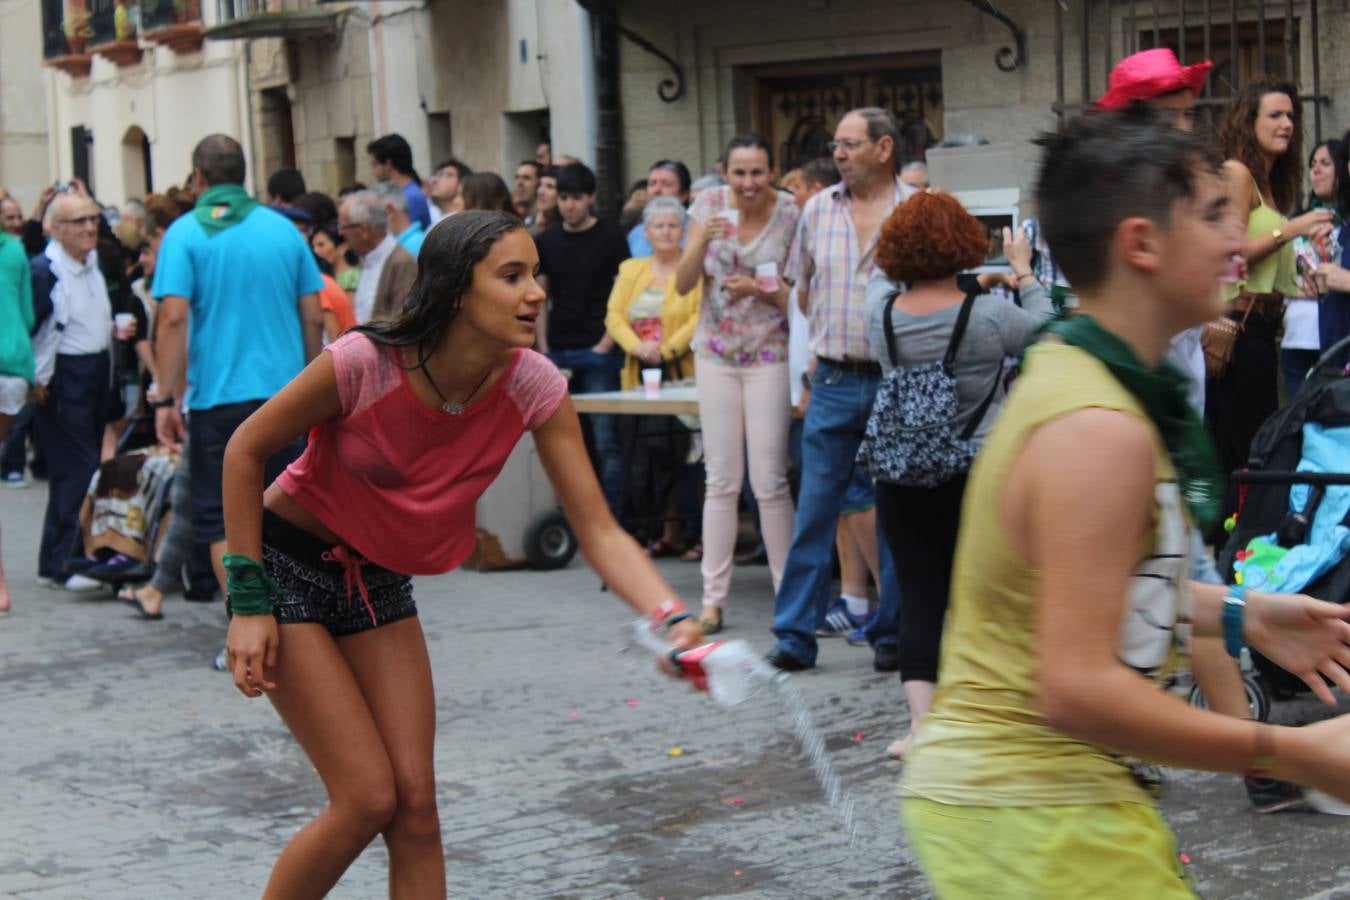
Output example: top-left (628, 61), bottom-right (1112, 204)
top-left (1225, 176), bottom-right (1299, 300)
top-left (899, 343), bottom-right (1192, 808)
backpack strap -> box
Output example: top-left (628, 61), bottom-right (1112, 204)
top-left (881, 289), bottom-right (902, 368)
top-left (942, 287), bottom-right (981, 372)
top-left (959, 365), bottom-right (1004, 440)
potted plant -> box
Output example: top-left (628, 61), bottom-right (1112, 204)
top-left (63, 8), bottom-right (92, 53)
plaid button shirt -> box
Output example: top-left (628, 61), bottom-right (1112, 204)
top-left (786, 177), bottom-right (916, 362)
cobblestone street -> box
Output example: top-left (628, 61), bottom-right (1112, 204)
top-left (4, 482), bottom-right (1350, 899)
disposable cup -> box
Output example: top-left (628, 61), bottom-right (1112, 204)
top-left (755, 261), bottom-right (780, 293)
top-left (720, 208), bottom-right (739, 239)
top-left (642, 368), bottom-right (662, 397)
top-left (114, 312), bottom-right (135, 339)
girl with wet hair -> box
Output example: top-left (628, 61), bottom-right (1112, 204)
top-left (220, 211), bottom-right (701, 897)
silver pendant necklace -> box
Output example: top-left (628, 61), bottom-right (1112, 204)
top-left (419, 359), bottom-right (493, 415)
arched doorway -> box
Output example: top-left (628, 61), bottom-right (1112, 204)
top-left (121, 126), bottom-right (152, 200)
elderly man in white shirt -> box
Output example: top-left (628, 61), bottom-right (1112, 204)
top-left (30, 193), bottom-right (115, 590)
top-left (339, 190), bottom-right (417, 323)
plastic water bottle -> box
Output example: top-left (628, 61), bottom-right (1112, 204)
top-left (628, 620), bottom-right (769, 707)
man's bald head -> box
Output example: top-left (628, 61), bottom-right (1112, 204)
top-left (192, 134), bottom-right (247, 187)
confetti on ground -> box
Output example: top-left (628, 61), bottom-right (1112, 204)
top-left (854, 730), bottom-right (863, 744)
top-left (1180, 853), bottom-right (1192, 865)
top-left (735, 870), bottom-right (743, 877)
top-left (568, 711), bottom-right (579, 719)
top-left (185, 708), bottom-right (198, 717)
top-left (728, 797), bottom-right (744, 806)
top-left (668, 747), bottom-right (683, 757)
top-left (626, 699), bottom-right (640, 707)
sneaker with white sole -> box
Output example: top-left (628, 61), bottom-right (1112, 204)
top-left (36, 576), bottom-right (63, 589)
top-left (846, 609), bottom-right (880, 646)
top-left (63, 573), bottom-right (104, 593)
top-left (2, 472), bottom-right (29, 489)
top-left (816, 598), bottom-right (869, 637)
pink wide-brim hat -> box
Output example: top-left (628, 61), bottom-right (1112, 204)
top-left (1096, 48), bottom-right (1214, 110)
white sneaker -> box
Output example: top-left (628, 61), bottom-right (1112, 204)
top-left (63, 574), bottom-right (103, 592)
top-left (2, 473), bottom-right (28, 489)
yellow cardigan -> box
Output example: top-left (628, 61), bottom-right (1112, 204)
top-left (604, 256), bottom-right (702, 390)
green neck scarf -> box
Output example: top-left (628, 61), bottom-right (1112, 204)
top-left (193, 184), bottom-right (259, 237)
top-left (1045, 315), bottom-right (1223, 528)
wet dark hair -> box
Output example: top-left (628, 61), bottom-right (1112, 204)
top-left (1035, 107), bottom-right (1216, 294)
top-left (354, 211), bottom-right (524, 364)
top-left (367, 134), bottom-right (417, 178)
top-left (722, 132), bottom-right (774, 170)
top-left (1305, 138), bottom-right (1347, 214)
top-left (293, 191), bottom-right (338, 230)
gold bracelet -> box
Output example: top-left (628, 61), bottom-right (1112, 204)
top-left (1272, 227), bottom-right (1286, 246)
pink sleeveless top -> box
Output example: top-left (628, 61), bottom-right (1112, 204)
top-left (276, 331), bottom-right (567, 575)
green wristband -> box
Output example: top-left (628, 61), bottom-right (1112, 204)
top-left (224, 553), bottom-right (281, 616)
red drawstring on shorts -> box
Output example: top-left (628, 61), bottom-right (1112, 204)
top-left (322, 545), bottom-right (376, 626)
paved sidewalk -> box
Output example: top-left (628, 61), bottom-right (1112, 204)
top-left (2, 480), bottom-right (1350, 898)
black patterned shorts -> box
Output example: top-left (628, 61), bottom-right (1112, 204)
top-left (231, 510), bottom-right (417, 637)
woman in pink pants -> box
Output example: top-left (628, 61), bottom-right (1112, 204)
top-left (675, 133), bottom-right (800, 633)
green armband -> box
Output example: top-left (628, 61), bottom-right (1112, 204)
top-left (224, 553), bottom-right (281, 616)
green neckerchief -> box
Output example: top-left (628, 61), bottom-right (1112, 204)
top-left (193, 184), bottom-right (260, 237)
top-left (1045, 314), bottom-right (1223, 528)
top-left (1309, 196), bottom-right (1343, 229)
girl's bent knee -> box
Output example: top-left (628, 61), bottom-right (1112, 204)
top-left (387, 793), bottom-right (442, 846)
top-left (335, 783), bottom-right (399, 837)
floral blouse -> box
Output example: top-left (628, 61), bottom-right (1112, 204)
top-left (689, 186), bottom-right (799, 367)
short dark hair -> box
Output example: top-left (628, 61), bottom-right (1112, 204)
top-left (556, 162), bottom-right (597, 197)
top-left (292, 191), bottom-right (338, 230)
top-left (1035, 108), bottom-right (1216, 294)
top-left (337, 182), bottom-right (367, 198)
top-left (367, 134), bottom-right (416, 177)
top-left (539, 165), bottom-right (559, 182)
top-left (435, 158), bottom-right (472, 179)
top-left (267, 168), bottom-right (306, 203)
top-left (629, 179), bottom-right (649, 196)
top-left (192, 134), bottom-right (246, 186)
top-left (517, 160), bottom-right (542, 178)
top-left (800, 156), bottom-right (841, 190)
top-left (648, 159), bottom-right (692, 195)
top-left (722, 132), bottom-right (774, 170)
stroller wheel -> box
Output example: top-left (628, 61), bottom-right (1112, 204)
top-left (1188, 671), bottom-right (1272, 722)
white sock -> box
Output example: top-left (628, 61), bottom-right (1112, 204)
top-left (842, 593), bottom-right (869, 616)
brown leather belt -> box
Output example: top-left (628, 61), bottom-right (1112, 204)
top-left (817, 356), bottom-right (882, 375)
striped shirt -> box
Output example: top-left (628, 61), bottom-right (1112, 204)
top-left (786, 177), bottom-right (916, 361)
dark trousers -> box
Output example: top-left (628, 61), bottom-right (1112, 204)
top-left (34, 352), bottom-right (110, 578)
top-left (875, 474), bottom-right (968, 684)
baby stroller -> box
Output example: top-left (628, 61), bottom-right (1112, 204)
top-left (1210, 335), bottom-right (1350, 720)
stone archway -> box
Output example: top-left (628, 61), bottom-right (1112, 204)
top-left (120, 125), bottom-right (152, 200)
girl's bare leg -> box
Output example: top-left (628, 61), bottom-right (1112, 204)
top-left (261, 623), bottom-right (400, 900)
top-left (338, 616), bottom-right (445, 899)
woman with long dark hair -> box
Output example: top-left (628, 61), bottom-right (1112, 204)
top-left (220, 211), bottom-right (700, 897)
top-left (1282, 138), bottom-right (1345, 391)
top-left (1207, 81), bottom-right (1333, 537)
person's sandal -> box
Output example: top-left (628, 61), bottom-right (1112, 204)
top-left (680, 543), bottom-right (703, 563)
top-left (697, 608), bottom-right (723, 635)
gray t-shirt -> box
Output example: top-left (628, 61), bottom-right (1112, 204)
top-left (865, 270), bottom-right (1054, 443)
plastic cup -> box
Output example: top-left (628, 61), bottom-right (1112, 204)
top-left (720, 208), bottom-right (739, 239)
top-left (642, 368), bottom-right (662, 397)
top-left (114, 312), bottom-right (135, 339)
top-left (755, 261), bottom-right (780, 293)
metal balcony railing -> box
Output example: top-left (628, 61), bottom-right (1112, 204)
top-left (206, 0), bottom-right (337, 40)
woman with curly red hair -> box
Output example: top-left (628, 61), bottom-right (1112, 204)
top-left (866, 190), bottom-right (1053, 758)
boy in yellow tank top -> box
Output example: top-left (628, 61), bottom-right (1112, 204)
top-left (900, 109), bottom-right (1350, 898)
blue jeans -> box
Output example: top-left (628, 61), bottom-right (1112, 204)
top-left (548, 347), bottom-right (624, 511)
top-left (771, 362), bottom-right (900, 664)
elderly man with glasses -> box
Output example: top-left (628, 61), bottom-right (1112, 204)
top-left (338, 190), bottom-right (418, 324)
top-left (29, 193), bottom-right (116, 590)
top-left (765, 107), bottom-right (918, 673)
